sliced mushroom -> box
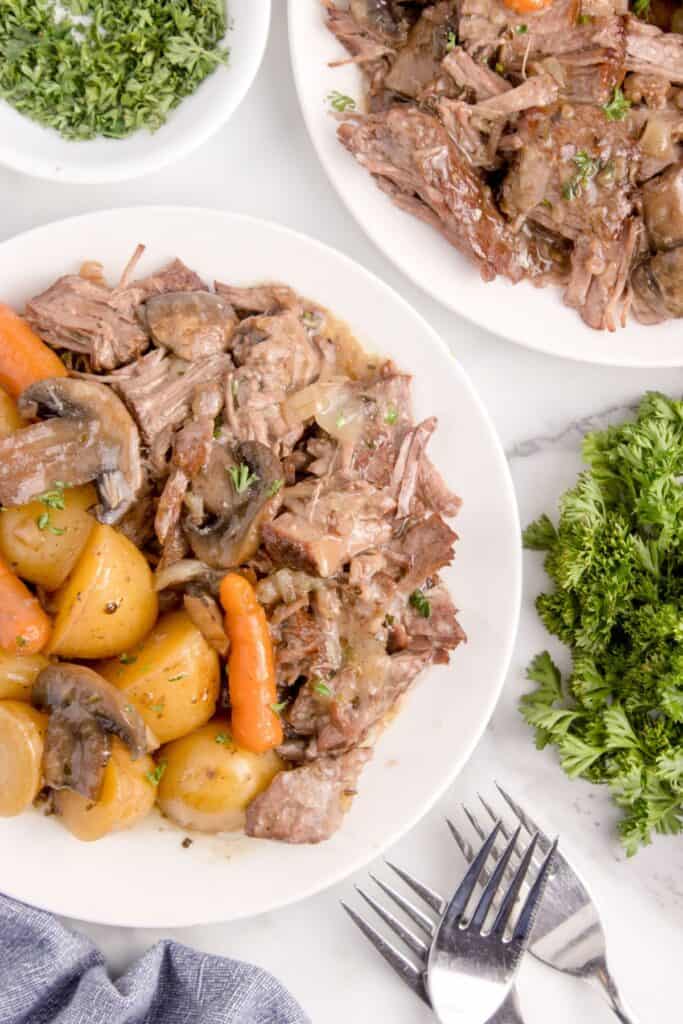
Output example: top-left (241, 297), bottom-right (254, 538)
top-left (0, 377), bottom-right (143, 524)
top-left (350, 0), bottom-right (408, 43)
top-left (183, 590), bottom-right (230, 656)
top-left (144, 291), bottom-right (237, 361)
top-left (184, 441), bottom-right (284, 569)
top-left (631, 246), bottom-right (683, 322)
top-left (33, 663), bottom-right (148, 800)
top-left (642, 163), bottom-right (683, 251)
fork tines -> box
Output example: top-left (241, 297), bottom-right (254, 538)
top-left (341, 820), bottom-right (558, 1004)
top-left (341, 860), bottom-right (437, 1004)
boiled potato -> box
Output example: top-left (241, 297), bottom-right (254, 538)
top-left (157, 720), bottom-right (283, 833)
top-left (54, 737), bottom-right (156, 842)
top-left (48, 523), bottom-right (158, 659)
top-left (98, 610), bottom-right (220, 745)
top-left (0, 649), bottom-right (50, 701)
top-left (0, 700), bottom-right (48, 816)
top-left (0, 484), bottom-right (97, 590)
top-left (0, 386), bottom-right (21, 439)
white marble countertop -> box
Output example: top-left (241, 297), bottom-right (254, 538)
top-left (1, 5), bottom-right (679, 1020)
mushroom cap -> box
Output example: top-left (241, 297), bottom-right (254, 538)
top-left (144, 290), bottom-right (236, 361)
top-left (33, 662), bottom-right (148, 800)
top-left (17, 377), bottom-right (143, 524)
top-left (184, 441), bottom-right (283, 570)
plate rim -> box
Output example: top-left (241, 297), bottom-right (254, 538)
top-left (0, 0), bottom-right (272, 185)
top-left (287, 0), bottom-right (683, 369)
top-left (0, 205), bottom-right (521, 927)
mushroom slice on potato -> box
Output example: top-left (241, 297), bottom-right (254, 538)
top-left (184, 441), bottom-right (283, 569)
top-left (0, 378), bottom-right (143, 525)
top-left (144, 291), bottom-right (237, 361)
top-left (32, 663), bottom-right (148, 800)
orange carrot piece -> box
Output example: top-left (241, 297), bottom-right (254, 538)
top-left (0, 554), bottom-right (51, 655)
top-left (503, 0), bottom-right (552, 11)
top-left (0, 303), bottom-right (66, 398)
top-left (219, 573), bottom-right (283, 754)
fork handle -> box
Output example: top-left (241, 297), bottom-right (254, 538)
top-left (589, 958), bottom-right (637, 1024)
top-left (489, 988), bottom-right (526, 1024)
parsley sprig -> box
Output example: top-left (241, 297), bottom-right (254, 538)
top-left (522, 393), bottom-right (683, 854)
top-left (0, 0), bottom-right (228, 141)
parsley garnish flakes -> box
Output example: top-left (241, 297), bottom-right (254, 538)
top-left (266, 479), bottom-right (284, 498)
top-left (603, 87), bottom-right (631, 122)
top-left (562, 150), bottom-right (602, 201)
top-left (409, 589), bottom-right (431, 619)
top-left (229, 463), bottom-right (259, 494)
top-left (146, 761), bottom-right (167, 787)
top-left (327, 90), bottom-right (356, 113)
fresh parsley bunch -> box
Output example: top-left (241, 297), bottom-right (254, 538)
top-left (0, 0), bottom-right (228, 140)
top-left (522, 392), bottom-right (683, 855)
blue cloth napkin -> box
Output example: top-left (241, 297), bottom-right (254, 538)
top-left (0, 893), bottom-right (310, 1024)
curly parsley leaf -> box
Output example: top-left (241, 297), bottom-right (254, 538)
top-left (522, 514), bottom-right (557, 551)
top-left (522, 393), bottom-right (683, 853)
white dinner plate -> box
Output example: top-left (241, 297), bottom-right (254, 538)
top-left (288, 1), bottom-right (682, 368)
top-left (0, 207), bottom-right (520, 927)
top-left (0, 1), bottom-right (270, 184)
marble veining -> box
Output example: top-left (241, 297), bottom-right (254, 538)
top-left (506, 400), bottom-right (639, 460)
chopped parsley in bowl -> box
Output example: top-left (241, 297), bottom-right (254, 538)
top-left (0, 0), bottom-right (271, 182)
top-left (0, 0), bottom-right (228, 140)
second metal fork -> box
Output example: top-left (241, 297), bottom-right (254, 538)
top-left (342, 821), bottom-right (557, 1023)
top-left (448, 785), bottom-right (636, 1024)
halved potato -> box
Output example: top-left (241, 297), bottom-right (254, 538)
top-left (157, 720), bottom-right (283, 833)
top-left (0, 484), bottom-right (97, 590)
top-left (0, 700), bottom-right (48, 816)
top-left (48, 523), bottom-right (158, 659)
top-left (54, 737), bottom-right (156, 842)
top-left (0, 649), bottom-right (50, 701)
top-left (98, 610), bottom-right (220, 745)
top-left (0, 386), bottom-right (21, 439)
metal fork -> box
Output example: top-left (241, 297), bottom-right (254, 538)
top-left (448, 785), bottom-right (636, 1024)
top-left (342, 821), bottom-right (557, 1024)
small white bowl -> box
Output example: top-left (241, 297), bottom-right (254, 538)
top-left (0, 0), bottom-right (270, 184)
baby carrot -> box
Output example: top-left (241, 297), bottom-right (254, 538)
top-left (0, 554), bottom-right (51, 655)
top-left (0, 303), bottom-right (66, 398)
top-left (220, 573), bottom-right (283, 754)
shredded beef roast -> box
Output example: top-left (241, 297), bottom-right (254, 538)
top-left (324, 0), bottom-right (683, 330)
top-left (16, 246), bottom-right (465, 846)
top-left (245, 748), bottom-right (372, 843)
